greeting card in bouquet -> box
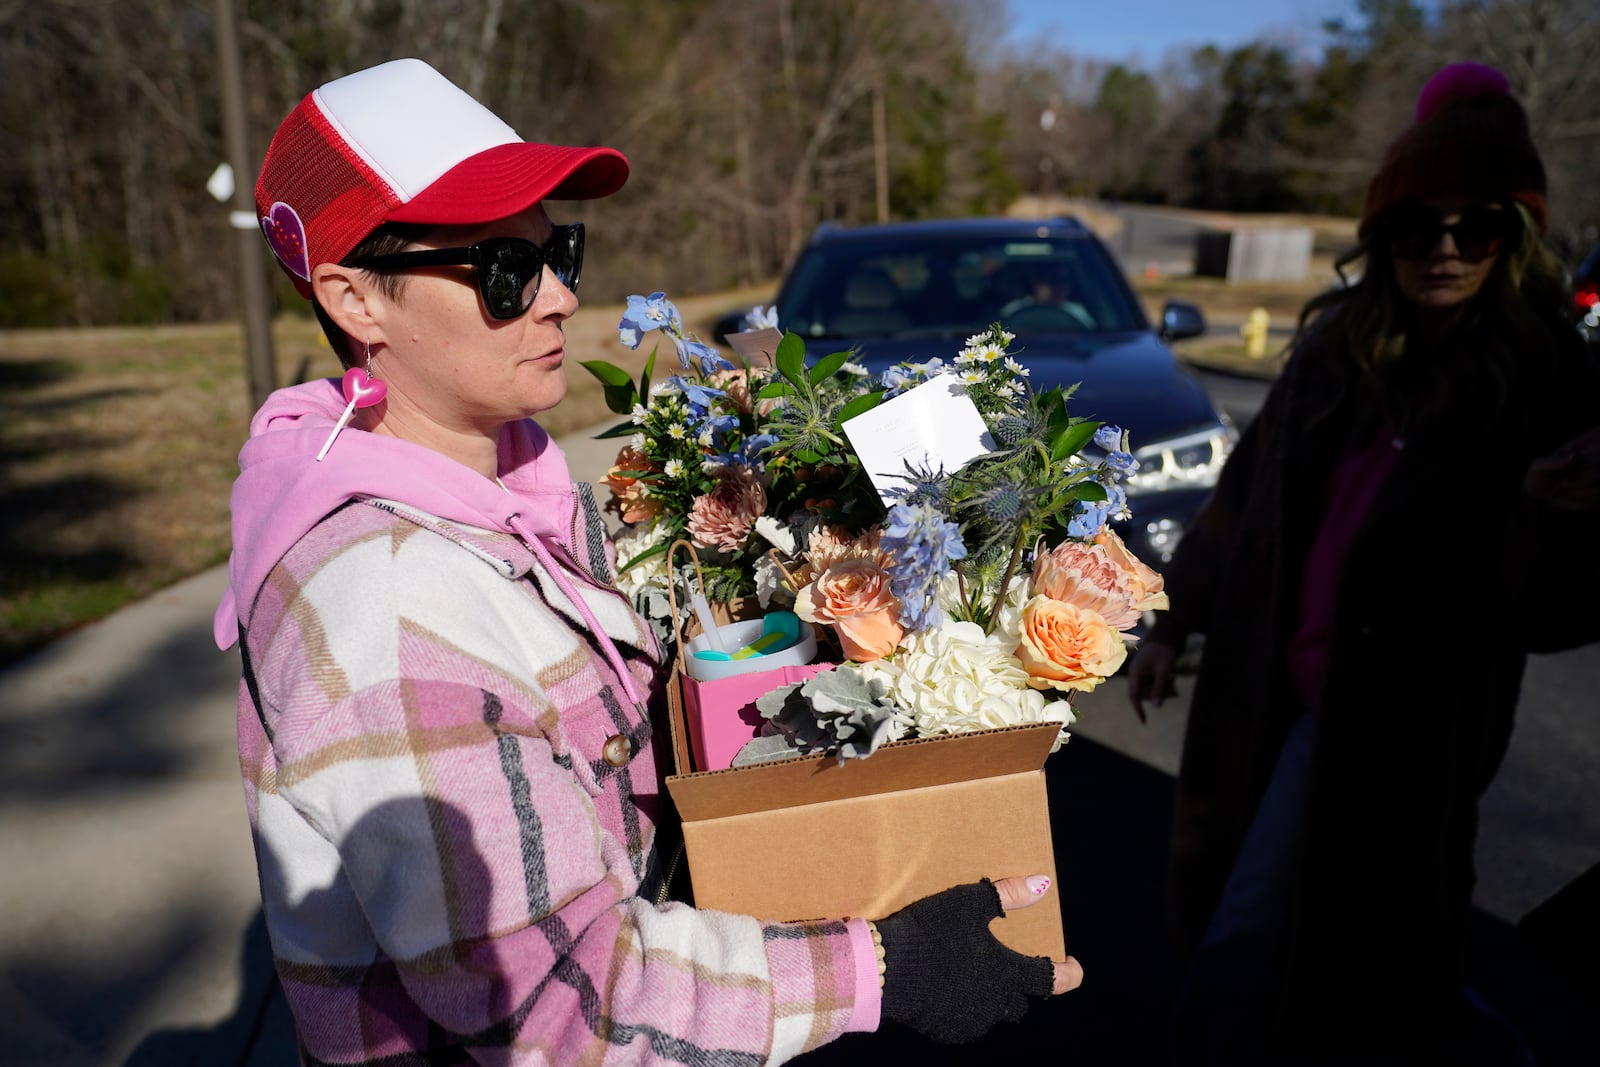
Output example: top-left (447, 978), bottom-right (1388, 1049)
top-left (841, 374), bottom-right (996, 506)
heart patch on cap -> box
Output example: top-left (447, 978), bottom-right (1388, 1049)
top-left (261, 201), bottom-right (310, 280)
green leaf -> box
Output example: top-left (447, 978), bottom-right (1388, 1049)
top-left (1050, 420), bottom-right (1100, 462)
top-left (795, 448), bottom-right (823, 464)
top-left (834, 390), bottom-right (884, 429)
top-left (756, 381), bottom-right (794, 400)
top-left (807, 349), bottom-right (852, 385)
top-left (637, 347), bottom-right (657, 403)
top-left (775, 332), bottom-right (808, 389)
top-left (580, 359), bottom-right (634, 387)
top-left (581, 360), bottom-right (639, 414)
top-left (616, 540), bottom-right (669, 573)
top-left (602, 383), bottom-right (637, 414)
top-left (594, 420), bottom-right (638, 440)
top-left (1076, 481), bottom-right (1108, 502)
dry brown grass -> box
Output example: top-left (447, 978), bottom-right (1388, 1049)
top-left (0, 286), bottom-right (770, 664)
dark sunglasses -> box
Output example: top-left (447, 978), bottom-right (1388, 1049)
top-left (1383, 206), bottom-right (1514, 263)
top-left (352, 223), bottom-right (584, 320)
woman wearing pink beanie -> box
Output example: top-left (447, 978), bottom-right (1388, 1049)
top-left (1129, 62), bottom-right (1600, 1064)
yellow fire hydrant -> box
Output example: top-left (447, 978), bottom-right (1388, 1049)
top-left (1241, 307), bottom-right (1271, 359)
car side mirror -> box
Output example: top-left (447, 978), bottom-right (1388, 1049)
top-left (1160, 300), bottom-right (1206, 342)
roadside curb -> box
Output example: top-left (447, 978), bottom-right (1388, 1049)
top-left (1175, 353), bottom-right (1282, 382)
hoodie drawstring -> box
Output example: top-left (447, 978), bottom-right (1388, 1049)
top-left (510, 514), bottom-right (648, 715)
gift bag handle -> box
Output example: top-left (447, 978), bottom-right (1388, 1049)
top-left (663, 541), bottom-right (805, 664)
top-left (664, 539), bottom-right (710, 665)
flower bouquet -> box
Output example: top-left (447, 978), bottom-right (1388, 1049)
top-left (583, 292), bottom-right (1168, 767)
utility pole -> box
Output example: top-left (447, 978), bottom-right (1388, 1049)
top-left (214, 0), bottom-right (276, 411)
top-left (873, 77), bottom-right (889, 224)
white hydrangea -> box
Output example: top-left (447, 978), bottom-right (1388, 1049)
top-left (856, 617), bottom-right (1076, 750)
top-left (613, 521), bottom-right (671, 599)
top-left (753, 553), bottom-right (794, 609)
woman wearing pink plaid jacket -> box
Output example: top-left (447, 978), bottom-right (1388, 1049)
top-left (213, 59), bottom-right (1079, 1065)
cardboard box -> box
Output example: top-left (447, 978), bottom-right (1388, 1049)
top-left (663, 669), bottom-right (1065, 960)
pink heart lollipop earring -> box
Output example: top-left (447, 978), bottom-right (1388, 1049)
top-left (315, 342), bottom-right (387, 462)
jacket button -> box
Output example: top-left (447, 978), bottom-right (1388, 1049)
top-left (602, 734), bottom-right (632, 767)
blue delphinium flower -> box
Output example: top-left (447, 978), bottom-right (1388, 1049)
top-left (666, 376), bottom-right (726, 416)
top-left (881, 502), bottom-right (968, 631)
top-left (618, 292), bottom-right (682, 349)
top-left (1092, 423), bottom-right (1139, 477)
top-left (1093, 424), bottom-right (1124, 451)
top-left (1069, 498), bottom-right (1113, 538)
top-left (741, 433), bottom-right (779, 465)
top-left (879, 365), bottom-right (918, 398)
top-left (677, 337), bottom-right (734, 375)
top-left (1104, 482), bottom-right (1131, 521)
top-left (878, 358), bottom-right (951, 400)
top-left (743, 304), bottom-right (780, 331)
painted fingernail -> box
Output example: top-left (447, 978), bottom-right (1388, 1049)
top-left (1026, 875), bottom-right (1051, 896)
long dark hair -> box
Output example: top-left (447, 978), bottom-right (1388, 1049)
top-left (1291, 203), bottom-right (1571, 437)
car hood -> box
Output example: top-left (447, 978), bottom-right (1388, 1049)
top-left (806, 330), bottom-right (1223, 446)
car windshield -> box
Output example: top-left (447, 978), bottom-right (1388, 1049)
top-left (775, 232), bottom-right (1147, 340)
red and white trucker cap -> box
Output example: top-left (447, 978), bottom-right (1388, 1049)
top-left (255, 58), bottom-right (629, 297)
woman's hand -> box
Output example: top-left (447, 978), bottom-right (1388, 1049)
top-left (875, 876), bottom-right (1082, 1044)
top-left (1126, 639), bottom-right (1180, 723)
top-left (1524, 425), bottom-right (1600, 511)
top-left (991, 875), bottom-right (1084, 996)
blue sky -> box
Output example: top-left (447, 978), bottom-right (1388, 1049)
top-left (1004, 0), bottom-right (1370, 66)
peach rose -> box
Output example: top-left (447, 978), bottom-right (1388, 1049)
top-left (709, 366), bottom-right (783, 417)
top-left (687, 466), bottom-right (767, 552)
top-left (1095, 527), bottom-right (1170, 613)
top-left (1031, 538), bottom-right (1143, 632)
top-left (806, 525), bottom-right (889, 571)
top-left (794, 557), bottom-right (905, 662)
top-left (1015, 595), bottom-right (1127, 692)
top-left (602, 446), bottom-right (662, 524)
top-left (707, 368), bottom-right (755, 417)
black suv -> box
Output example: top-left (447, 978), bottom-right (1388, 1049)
top-left (720, 216), bottom-right (1235, 568)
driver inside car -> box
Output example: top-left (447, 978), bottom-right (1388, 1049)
top-left (997, 261), bottom-right (1095, 328)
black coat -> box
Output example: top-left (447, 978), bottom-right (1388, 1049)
top-left (1148, 304), bottom-right (1600, 1057)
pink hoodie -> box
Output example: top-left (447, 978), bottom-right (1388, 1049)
top-left (214, 377), bottom-right (580, 651)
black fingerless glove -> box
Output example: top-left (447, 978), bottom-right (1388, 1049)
top-left (875, 878), bottom-right (1055, 1044)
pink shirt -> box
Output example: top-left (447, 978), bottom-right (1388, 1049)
top-left (1285, 430), bottom-right (1404, 708)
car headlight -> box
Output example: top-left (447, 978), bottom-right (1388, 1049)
top-left (1124, 422), bottom-right (1235, 496)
